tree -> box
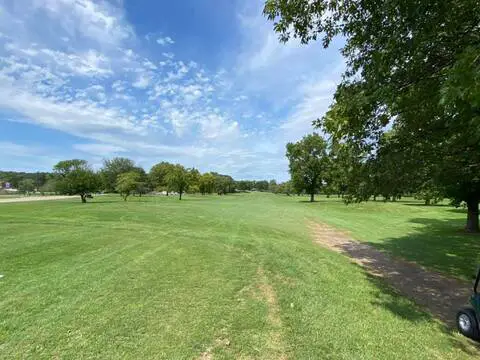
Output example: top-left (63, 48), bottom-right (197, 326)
top-left (188, 168), bottom-right (201, 192)
top-left (132, 167), bottom-right (149, 196)
top-left (265, 0), bottom-right (480, 231)
top-left (166, 165), bottom-right (190, 200)
top-left (414, 180), bottom-right (445, 206)
top-left (53, 160), bottom-right (100, 203)
top-left (39, 178), bottom-right (57, 194)
top-left (276, 181), bottom-right (293, 195)
top-left (116, 172), bottom-right (141, 201)
top-left (100, 157), bottom-right (136, 193)
top-left (255, 180), bottom-right (269, 192)
top-left (212, 173), bottom-right (235, 195)
top-left (199, 173), bottom-right (216, 195)
top-left (236, 180), bottom-right (255, 191)
top-left (18, 179), bottom-right (35, 195)
top-left (286, 133), bottom-right (329, 202)
top-left (149, 162), bottom-right (175, 195)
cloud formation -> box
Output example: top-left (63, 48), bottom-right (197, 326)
top-left (0, 0), bottom-right (344, 180)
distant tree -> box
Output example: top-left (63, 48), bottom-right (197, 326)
top-left (414, 180), bottom-right (445, 206)
top-left (166, 165), bottom-right (190, 200)
top-left (286, 133), bottom-right (329, 202)
top-left (0, 171), bottom-right (51, 189)
top-left (199, 173), bottom-right (216, 195)
top-left (268, 180), bottom-right (278, 193)
top-left (211, 173), bottom-right (235, 195)
top-left (53, 159), bottom-right (100, 203)
top-left (18, 179), bottom-right (35, 195)
top-left (116, 171), bottom-right (141, 201)
top-left (236, 180), bottom-right (255, 191)
top-left (188, 168), bottom-right (201, 188)
top-left (100, 157), bottom-right (136, 193)
top-left (149, 162), bottom-right (175, 195)
top-left (255, 180), bottom-right (269, 192)
top-left (39, 178), bottom-right (57, 194)
top-left (132, 167), bottom-right (150, 196)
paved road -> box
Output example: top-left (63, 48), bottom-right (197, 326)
top-left (0, 195), bottom-right (78, 203)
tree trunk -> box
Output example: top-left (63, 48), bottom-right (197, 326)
top-left (179, 191), bottom-right (182, 200)
top-left (466, 198), bottom-right (479, 233)
top-left (81, 194), bottom-right (86, 203)
top-left (373, 195), bottom-right (377, 201)
top-left (425, 198), bottom-right (431, 206)
top-left (310, 193), bottom-right (314, 202)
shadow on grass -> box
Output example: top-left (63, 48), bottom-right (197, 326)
top-left (367, 217), bottom-right (480, 281)
top-left (403, 203), bottom-right (452, 207)
top-left (360, 268), bottom-right (480, 354)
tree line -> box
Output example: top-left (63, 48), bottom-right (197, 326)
top-left (266, 0), bottom-right (480, 232)
top-left (0, 158), bottom-right (289, 202)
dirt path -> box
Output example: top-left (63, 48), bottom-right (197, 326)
top-left (309, 222), bottom-right (472, 327)
top-left (0, 195), bottom-right (77, 203)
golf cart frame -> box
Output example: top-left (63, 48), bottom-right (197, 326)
top-left (457, 267), bottom-right (480, 340)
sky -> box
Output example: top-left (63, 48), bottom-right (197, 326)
top-left (0, 0), bottom-right (344, 181)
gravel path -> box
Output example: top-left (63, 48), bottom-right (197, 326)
top-left (310, 222), bottom-right (472, 327)
top-left (0, 195), bottom-right (78, 203)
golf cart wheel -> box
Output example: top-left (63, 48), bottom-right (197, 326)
top-left (457, 308), bottom-right (480, 340)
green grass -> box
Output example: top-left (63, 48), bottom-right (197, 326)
top-left (300, 195), bottom-right (480, 281)
top-left (0, 193), bottom-right (478, 359)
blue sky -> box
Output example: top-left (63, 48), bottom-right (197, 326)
top-left (0, 0), bottom-right (344, 181)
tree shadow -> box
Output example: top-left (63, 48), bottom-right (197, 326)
top-left (403, 203), bottom-right (452, 207)
top-left (359, 267), bottom-right (480, 354)
top-left (367, 217), bottom-right (480, 281)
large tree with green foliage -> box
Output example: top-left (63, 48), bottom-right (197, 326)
top-left (100, 157), bottom-right (136, 193)
top-left (265, 0), bottom-right (480, 231)
top-left (149, 162), bottom-right (175, 195)
top-left (166, 165), bottom-right (190, 200)
top-left (199, 173), bottom-right (216, 195)
top-left (286, 133), bottom-right (329, 202)
top-left (116, 171), bottom-right (141, 201)
top-left (53, 160), bottom-right (100, 203)
top-left (212, 173), bottom-right (236, 195)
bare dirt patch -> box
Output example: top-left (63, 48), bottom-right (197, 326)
top-left (256, 268), bottom-right (288, 360)
top-left (197, 338), bottom-right (231, 360)
top-left (309, 222), bottom-right (471, 327)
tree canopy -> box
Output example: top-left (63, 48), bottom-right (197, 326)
top-left (265, 0), bottom-right (480, 231)
top-left (286, 133), bottom-right (329, 202)
top-left (18, 178), bottom-right (35, 194)
top-left (166, 165), bottom-right (190, 200)
top-left (116, 171), bottom-right (141, 201)
top-left (100, 157), bottom-right (136, 193)
top-left (149, 162), bottom-right (175, 194)
top-left (53, 159), bottom-right (100, 203)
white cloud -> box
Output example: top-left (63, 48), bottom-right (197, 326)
top-left (32, 0), bottom-right (133, 46)
top-left (132, 73), bottom-right (151, 89)
top-left (0, 141), bottom-right (37, 157)
top-left (156, 36), bottom-right (175, 46)
top-left (73, 143), bottom-right (127, 155)
top-left (199, 114), bottom-right (239, 140)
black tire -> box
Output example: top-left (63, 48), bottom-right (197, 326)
top-left (457, 308), bottom-right (480, 340)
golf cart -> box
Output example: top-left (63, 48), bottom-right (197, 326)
top-left (457, 267), bottom-right (480, 340)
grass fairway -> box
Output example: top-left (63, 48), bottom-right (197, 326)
top-left (0, 194), bottom-right (478, 359)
